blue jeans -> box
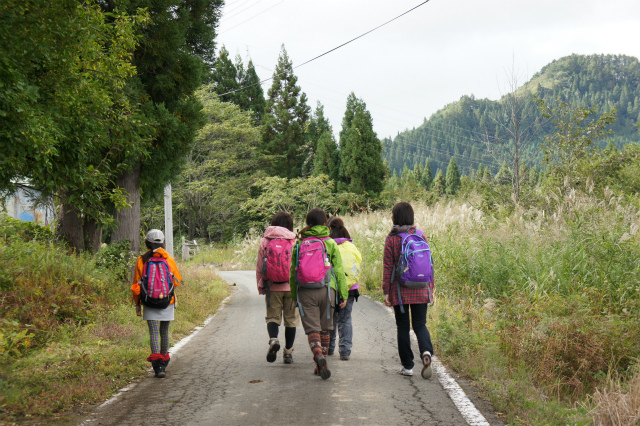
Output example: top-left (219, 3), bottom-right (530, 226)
top-left (393, 303), bottom-right (433, 370)
top-left (329, 296), bottom-right (355, 356)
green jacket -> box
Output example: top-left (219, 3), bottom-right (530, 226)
top-left (289, 225), bottom-right (349, 301)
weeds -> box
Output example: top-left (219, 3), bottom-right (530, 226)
top-left (0, 217), bottom-right (230, 421)
top-left (588, 367), bottom-right (640, 426)
top-left (268, 191), bottom-right (639, 424)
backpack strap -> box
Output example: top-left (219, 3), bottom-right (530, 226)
top-left (394, 234), bottom-right (406, 314)
top-left (295, 242), bottom-right (304, 317)
top-left (262, 250), bottom-right (271, 308)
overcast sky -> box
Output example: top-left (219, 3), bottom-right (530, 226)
top-left (216, 0), bottom-right (640, 139)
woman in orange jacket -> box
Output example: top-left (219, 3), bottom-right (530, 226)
top-left (131, 229), bottom-right (182, 378)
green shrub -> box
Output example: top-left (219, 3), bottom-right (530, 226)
top-left (95, 239), bottom-right (135, 283)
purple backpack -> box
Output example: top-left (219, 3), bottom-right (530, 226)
top-left (139, 257), bottom-right (176, 309)
top-left (392, 230), bottom-right (434, 311)
top-left (263, 238), bottom-right (294, 283)
top-left (295, 237), bottom-right (332, 289)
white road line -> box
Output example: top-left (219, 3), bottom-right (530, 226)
top-left (368, 296), bottom-right (491, 426)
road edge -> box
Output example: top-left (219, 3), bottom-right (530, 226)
top-left (364, 295), bottom-right (491, 426)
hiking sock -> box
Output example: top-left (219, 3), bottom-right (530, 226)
top-left (320, 330), bottom-right (330, 356)
top-left (159, 321), bottom-right (170, 354)
top-left (284, 326), bottom-right (296, 349)
top-left (308, 332), bottom-right (323, 361)
top-left (147, 320), bottom-right (160, 354)
top-left (267, 322), bottom-right (279, 339)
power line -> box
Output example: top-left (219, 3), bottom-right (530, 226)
top-left (221, 0), bottom-right (268, 23)
top-left (292, 0), bottom-right (431, 71)
top-left (219, 0), bottom-right (286, 35)
top-left (215, 0), bottom-right (431, 97)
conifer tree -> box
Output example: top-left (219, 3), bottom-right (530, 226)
top-left (445, 157), bottom-right (461, 195)
top-left (433, 169), bottom-right (446, 195)
top-left (477, 164), bottom-right (484, 181)
top-left (413, 161), bottom-right (424, 185)
top-left (495, 161), bottom-right (513, 185)
top-left (239, 59), bottom-right (266, 124)
top-left (422, 158), bottom-right (434, 189)
top-left (401, 164), bottom-right (411, 184)
top-left (302, 102), bottom-right (333, 176)
top-left (261, 45), bottom-right (310, 178)
top-left (312, 131), bottom-right (339, 182)
top-left (482, 167), bottom-right (493, 182)
top-left (604, 140), bottom-right (618, 156)
top-left (339, 96), bottom-right (385, 194)
top-left (211, 46), bottom-right (238, 103)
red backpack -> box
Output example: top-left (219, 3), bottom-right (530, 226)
top-left (262, 238), bottom-right (294, 283)
top-left (139, 257), bottom-right (176, 309)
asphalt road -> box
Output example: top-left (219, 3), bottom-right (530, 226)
top-left (80, 271), bottom-right (503, 426)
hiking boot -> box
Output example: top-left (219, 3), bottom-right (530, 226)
top-left (315, 354), bottom-right (331, 380)
top-left (421, 351), bottom-right (433, 379)
top-left (327, 349), bottom-right (334, 356)
top-left (283, 347), bottom-right (294, 364)
top-left (266, 338), bottom-right (280, 363)
top-left (340, 354), bottom-right (350, 361)
top-left (399, 367), bottom-right (413, 376)
top-left (157, 360), bottom-right (167, 379)
top-left (151, 359), bottom-right (162, 377)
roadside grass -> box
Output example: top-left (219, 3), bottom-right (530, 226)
top-left (227, 193), bottom-right (640, 425)
top-left (0, 220), bottom-right (229, 422)
top-left (185, 234), bottom-right (259, 270)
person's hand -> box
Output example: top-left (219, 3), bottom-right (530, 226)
top-left (339, 300), bottom-right (347, 309)
top-left (136, 304), bottom-right (142, 316)
top-left (384, 294), bottom-right (391, 307)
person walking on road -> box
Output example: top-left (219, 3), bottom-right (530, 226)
top-left (327, 217), bottom-right (362, 361)
top-left (131, 229), bottom-right (182, 378)
top-left (290, 208), bottom-right (348, 380)
top-left (382, 202), bottom-right (434, 379)
top-left (256, 212), bottom-right (299, 364)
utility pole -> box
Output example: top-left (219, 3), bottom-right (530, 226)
top-left (164, 183), bottom-right (174, 257)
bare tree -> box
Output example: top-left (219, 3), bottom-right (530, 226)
top-left (481, 61), bottom-right (549, 204)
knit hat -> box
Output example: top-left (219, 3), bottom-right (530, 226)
top-left (145, 229), bottom-right (165, 244)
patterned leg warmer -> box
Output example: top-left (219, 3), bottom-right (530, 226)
top-left (160, 321), bottom-right (170, 354)
top-left (147, 320), bottom-right (160, 354)
top-left (307, 332), bottom-right (323, 361)
top-left (320, 330), bottom-right (330, 356)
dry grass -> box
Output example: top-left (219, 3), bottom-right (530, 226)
top-left (589, 368), bottom-right (640, 426)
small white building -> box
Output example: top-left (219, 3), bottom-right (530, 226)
top-left (2, 187), bottom-right (55, 226)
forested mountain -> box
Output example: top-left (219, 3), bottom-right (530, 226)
top-left (384, 54), bottom-right (640, 177)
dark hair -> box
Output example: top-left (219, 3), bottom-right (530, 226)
top-left (271, 211), bottom-right (293, 232)
top-left (392, 202), bottom-right (414, 226)
top-left (141, 240), bottom-right (164, 263)
top-left (298, 208), bottom-right (327, 235)
top-left (328, 216), bottom-right (351, 239)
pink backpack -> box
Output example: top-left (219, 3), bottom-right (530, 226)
top-left (295, 237), bottom-right (332, 288)
top-left (263, 238), bottom-right (294, 283)
top-left (139, 257), bottom-right (176, 309)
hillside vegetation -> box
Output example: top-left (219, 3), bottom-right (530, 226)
top-left (384, 54), bottom-right (640, 177)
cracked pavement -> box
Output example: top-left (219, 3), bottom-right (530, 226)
top-left (79, 270), bottom-right (503, 426)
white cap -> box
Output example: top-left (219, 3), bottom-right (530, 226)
top-left (145, 229), bottom-right (165, 243)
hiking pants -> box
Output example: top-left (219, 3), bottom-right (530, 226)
top-left (329, 295), bottom-right (355, 356)
top-left (393, 303), bottom-right (434, 370)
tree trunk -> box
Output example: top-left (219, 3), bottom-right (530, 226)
top-left (112, 162), bottom-right (141, 253)
top-left (58, 197), bottom-right (84, 253)
top-left (83, 217), bottom-right (103, 253)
